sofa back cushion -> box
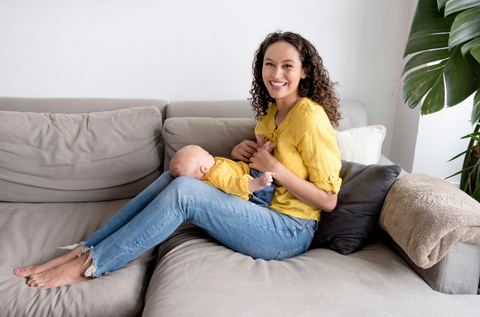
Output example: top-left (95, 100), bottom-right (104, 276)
top-left (162, 99), bottom-right (358, 171)
top-left (0, 106), bottom-right (163, 202)
top-left (0, 97), bottom-right (168, 121)
top-left (162, 102), bottom-right (381, 171)
top-left (166, 100), bottom-right (256, 119)
top-left (165, 99), bottom-right (353, 130)
top-left (163, 117), bottom-right (257, 171)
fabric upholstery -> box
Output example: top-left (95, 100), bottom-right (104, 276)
top-left (0, 106), bottom-right (163, 202)
top-left (166, 100), bottom-right (256, 119)
top-left (335, 125), bottom-right (386, 165)
top-left (0, 201), bottom-right (157, 317)
top-left (143, 223), bottom-right (480, 317)
top-left (311, 161), bottom-right (401, 254)
top-left (338, 99), bottom-right (367, 128)
top-left (162, 117), bottom-right (257, 171)
top-left (336, 108), bottom-right (351, 131)
top-left (2, 97), bottom-right (480, 317)
top-left (164, 100), bottom-right (351, 131)
top-left (390, 238), bottom-right (480, 294)
top-left (162, 116), bottom-right (364, 173)
top-left (0, 97), bottom-right (168, 122)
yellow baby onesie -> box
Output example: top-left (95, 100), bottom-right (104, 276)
top-left (201, 157), bottom-right (253, 201)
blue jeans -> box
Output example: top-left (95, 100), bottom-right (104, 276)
top-left (79, 172), bottom-right (317, 277)
top-left (249, 168), bottom-right (275, 207)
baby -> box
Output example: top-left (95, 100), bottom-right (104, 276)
top-left (169, 137), bottom-right (275, 207)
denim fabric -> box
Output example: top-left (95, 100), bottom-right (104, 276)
top-left (81, 172), bottom-right (316, 277)
top-left (249, 168), bottom-right (275, 207)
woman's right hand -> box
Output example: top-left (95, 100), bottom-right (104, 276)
top-left (231, 140), bottom-right (259, 163)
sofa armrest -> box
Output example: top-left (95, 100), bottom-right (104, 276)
top-left (379, 173), bottom-right (480, 294)
top-left (388, 237), bottom-right (480, 294)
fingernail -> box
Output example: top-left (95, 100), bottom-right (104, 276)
top-left (14, 269), bottom-right (20, 273)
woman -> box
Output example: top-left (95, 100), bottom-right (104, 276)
top-left (14, 31), bottom-right (342, 289)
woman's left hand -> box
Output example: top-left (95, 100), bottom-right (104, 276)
top-left (249, 148), bottom-right (279, 174)
top-left (250, 147), bottom-right (338, 212)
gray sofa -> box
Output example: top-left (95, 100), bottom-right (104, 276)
top-left (0, 97), bottom-right (479, 317)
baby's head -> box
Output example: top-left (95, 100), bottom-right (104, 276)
top-left (169, 145), bottom-right (215, 180)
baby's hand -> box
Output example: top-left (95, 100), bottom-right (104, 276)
top-left (262, 141), bottom-right (276, 154)
top-left (255, 134), bottom-right (265, 147)
top-left (255, 134), bottom-right (276, 154)
top-left (259, 172), bottom-right (275, 188)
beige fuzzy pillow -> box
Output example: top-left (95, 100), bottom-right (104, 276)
top-left (380, 173), bottom-right (480, 268)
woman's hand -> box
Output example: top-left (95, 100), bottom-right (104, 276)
top-left (231, 140), bottom-right (259, 163)
top-left (249, 147), bottom-right (279, 173)
top-left (251, 148), bottom-right (337, 212)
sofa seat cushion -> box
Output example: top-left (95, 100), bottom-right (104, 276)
top-left (0, 201), bottom-right (157, 317)
top-left (0, 106), bottom-right (163, 202)
top-left (143, 223), bottom-right (480, 317)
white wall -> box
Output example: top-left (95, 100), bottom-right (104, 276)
top-left (1, 0), bottom-right (469, 183)
top-left (391, 95), bottom-right (474, 186)
top-left (0, 0), bottom-right (415, 157)
top-left (412, 98), bottom-right (474, 186)
top-left (390, 0), bottom-right (420, 173)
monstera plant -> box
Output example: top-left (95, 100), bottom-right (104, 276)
top-left (402, 0), bottom-right (480, 201)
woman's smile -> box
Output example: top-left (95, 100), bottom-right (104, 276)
top-left (269, 80), bottom-right (288, 89)
top-left (262, 41), bottom-right (306, 109)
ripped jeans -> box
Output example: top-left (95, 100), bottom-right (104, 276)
top-left (68, 172), bottom-right (317, 277)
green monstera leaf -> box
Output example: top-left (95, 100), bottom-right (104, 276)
top-left (402, 0), bottom-right (480, 121)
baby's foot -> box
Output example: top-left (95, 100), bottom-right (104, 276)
top-left (14, 245), bottom-right (83, 278)
top-left (26, 252), bottom-right (93, 289)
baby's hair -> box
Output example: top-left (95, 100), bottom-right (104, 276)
top-left (170, 146), bottom-right (199, 178)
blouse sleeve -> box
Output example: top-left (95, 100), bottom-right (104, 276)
top-left (297, 108), bottom-right (342, 194)
top-left (203, 169), bottom-right (253, 196)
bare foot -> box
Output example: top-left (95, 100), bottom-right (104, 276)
top-left (14, 245), bottom-right (83, 278)
top-left (26, 252), bottom-right (93, 289)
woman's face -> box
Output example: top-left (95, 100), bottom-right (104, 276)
top-left (262, 41), bottom-right (306, 106)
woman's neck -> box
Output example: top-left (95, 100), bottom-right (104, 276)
top-left (275, 96), bottom-right (302, 127)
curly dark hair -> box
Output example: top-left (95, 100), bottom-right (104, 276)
top-left (249, 31), bottom-right (341, 127)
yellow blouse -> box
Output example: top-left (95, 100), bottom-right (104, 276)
top-left (254, 97), bottom-right (342, 221)
top-left (201, 157), bottom-right (253, 201)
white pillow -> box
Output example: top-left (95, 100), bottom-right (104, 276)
top-left (335, 125), bottom-right (386, 165)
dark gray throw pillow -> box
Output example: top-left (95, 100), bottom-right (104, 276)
top-left (311, 160), bottom-right (401, 255)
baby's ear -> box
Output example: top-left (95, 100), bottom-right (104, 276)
top-left (200, 165), bottom-right (210, 174)
top-left (255, 134), bottom-right (265, 147)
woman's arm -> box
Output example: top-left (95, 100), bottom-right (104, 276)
top-left (250, 148), bottom-right (338, 212)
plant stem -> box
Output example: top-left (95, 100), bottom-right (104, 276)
top-left (461, 124), bottom-right (480, 193)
